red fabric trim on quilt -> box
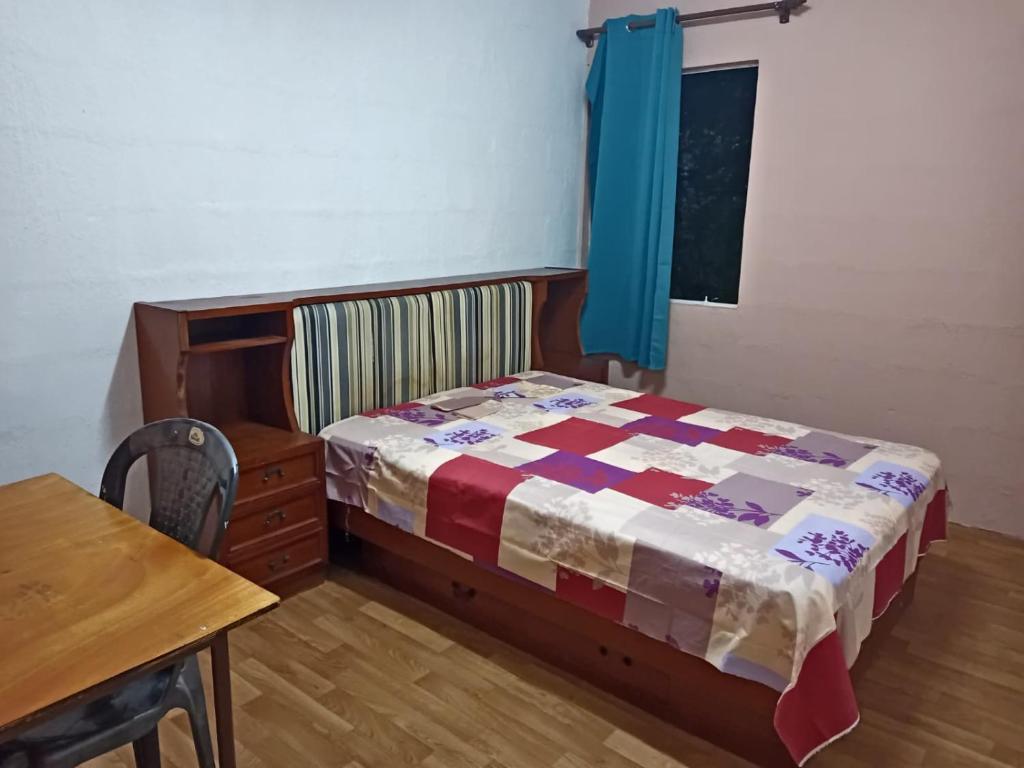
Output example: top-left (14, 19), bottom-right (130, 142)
top-left (611, 467), bottom-right (712, 509)
top-left (364, 401), bottom-right (422, 417)
top-left (517, 416), bottom-right (632, 455)
top-left (611, 393), bottom-right (705, 419)
top-left (425, 455), bottom-right (525, 562)
top-left (872, 533), bottom-right (908, 618)
top-left (775, 489), bottom-right (948, 765)
top-left (920, 489), bottom-right (948, 553)
top-left (774, 631), bottom-right (859, 765)
top-left (555, 566), bottom-right (627, 622)
top-left (707, 427), bottom-right (793, 456)
top-left (471, 375), bottom-right (521, 390)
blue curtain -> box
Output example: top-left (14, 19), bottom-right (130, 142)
top-left (581, 8), bottom-right (682, 371)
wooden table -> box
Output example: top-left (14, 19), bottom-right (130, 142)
top-left (0, 473), bottom-right (279, 767)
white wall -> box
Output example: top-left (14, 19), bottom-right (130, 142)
top-left (590, 0), bottom-right (1024, 537)
top-left (0, 0), bottom-right (589, 491)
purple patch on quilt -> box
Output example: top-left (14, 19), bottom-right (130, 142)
top-left (533, 393), bottom-right (600, 412)
top-left (323, 435), bottom-right (376, 508)
top-left (324, 433), bottom-right (376, 478)
top-left (325, 471), bottom-right (367, 509)
top-left (623, 546), bottom-right (721, 656)
top-left (624, 416), bottom-right (721, 446)
top-left (682, 472), bottom-right (812, 527)
top-left (519, 451), bottom-right (633, 493)
top-left (772, 431), bottom-right (877, 468)
top-left (854, 461), bottom-right (929, 508)
top-left (425, 422), bottom-right (504, 451)
top-left (772, 514), bottom-right (875, 586)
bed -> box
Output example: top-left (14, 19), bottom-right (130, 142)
top-left (280, 271), bottom-right (949, 766)
top-left (318, 371), bottom-right (947, 766)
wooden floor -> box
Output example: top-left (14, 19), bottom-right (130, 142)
top-left (85, 524), bottom-right (1024, 768)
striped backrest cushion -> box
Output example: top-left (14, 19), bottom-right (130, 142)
top-left (291, 281), bottom-right (532, 434)
top-left (430, 281), bottom-right (533, 391)
top-left (291, 294), bottom-right (435, 435)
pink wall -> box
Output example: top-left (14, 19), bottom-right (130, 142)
top-left (588, 0), bottom-right (1024, 537)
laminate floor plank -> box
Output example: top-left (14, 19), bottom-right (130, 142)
top-left (76, 525), bottom-right (1022, 768)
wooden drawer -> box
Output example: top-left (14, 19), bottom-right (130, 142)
top-left (229, 528), bottom-right (324, 586)
top-left (225, 490), bottom-right (321, 553)
top-left (237, 451), bottom-right (317, 500)
top-left (362, 541), bottom-right (672, 710)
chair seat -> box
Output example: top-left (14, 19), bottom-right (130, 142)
top-left (0, 744), bottom-right (28, 768)
top-left (9, 668), bottom-right (173, 749)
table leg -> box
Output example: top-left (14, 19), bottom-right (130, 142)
top-left (210, 632), bottom-right (236, 768)
top-left (132, 727), bottom-right (161, 768)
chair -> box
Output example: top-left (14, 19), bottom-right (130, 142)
top-left (0, 419), bottom-right (239, 768)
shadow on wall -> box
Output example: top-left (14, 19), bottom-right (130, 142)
top-left (102, 311), bottom-right (143, 448)
top-left (100, 310), bottom-right (150, 520)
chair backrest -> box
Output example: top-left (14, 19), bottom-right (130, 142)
top-left (290, 280), bottom-right (533, 435)
top-left (99, 418), bottom-right (239, 560)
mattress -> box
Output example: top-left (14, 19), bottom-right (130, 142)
top-left (320, 371), bottom-right (948, 764)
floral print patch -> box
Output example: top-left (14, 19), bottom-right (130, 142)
top-left (772, 514), bottom-right (875, 586)
top-left (533, 393), bottom-right (600, 412)
top-left (854, 461), bottom-right (929, 508)
top-left (366, 403), bottom-right (457, 428)
top-left (772, 431), bottom-right (877, 468)
top-left (680, 472), bottom-right (813, 528)
top-left (425, 422), bottom-right (504, 451)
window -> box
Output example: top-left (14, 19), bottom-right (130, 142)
top-left (671, 64), bottom-right (758, 306)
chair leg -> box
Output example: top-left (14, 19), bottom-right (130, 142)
top-left (131, 728), bottom-right (160, 768)
top-left (177, 657), bottom-right (216, 768)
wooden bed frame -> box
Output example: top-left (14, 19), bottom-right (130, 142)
top-left (331, 503), bottom-right (916, 768)
top-left (136, 267), bottom-right (917, 767)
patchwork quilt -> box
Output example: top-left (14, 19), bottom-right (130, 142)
top-left (321, 371), bottom-right (948, 765)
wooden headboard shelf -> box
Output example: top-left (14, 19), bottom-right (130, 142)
top-left (135, 267), bottom-right (600, 434)
top-left (140, 267), bottom-right (585, 315)
top-left (134, 267), bottom-right (601, 596)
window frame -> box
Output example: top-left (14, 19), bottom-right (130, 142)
top-left (670, 60), bottom-right (759, 309)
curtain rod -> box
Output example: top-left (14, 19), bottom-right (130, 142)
top-left (576, 0), bottom-right (807, 47)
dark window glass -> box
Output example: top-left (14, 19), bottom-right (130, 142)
top-left (671, 65), bottom-right (758, 304)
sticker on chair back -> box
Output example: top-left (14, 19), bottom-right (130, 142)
top-left (188, 426), bottom-right (205, 446)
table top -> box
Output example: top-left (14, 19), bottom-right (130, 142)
top-left (0, 473), bottom-right (279, 737)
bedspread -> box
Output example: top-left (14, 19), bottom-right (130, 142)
top-left (321, 371), bottom-right (948, 764)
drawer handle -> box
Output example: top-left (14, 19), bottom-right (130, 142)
top-left (451, 581), bottom-right (476, 600)
top-left (268, 553), bottom-right (291, 572)
top-left (263, 509), bottom-right (288, 528)
top-left (262, 466), bottom-right (285, 483)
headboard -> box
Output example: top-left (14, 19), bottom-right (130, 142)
top-left (134, 268), bottom-right (604, 439)
top-left (133, 267), bottom-right (604, 595)
top-left (290, 280), bottom-right (533, 434)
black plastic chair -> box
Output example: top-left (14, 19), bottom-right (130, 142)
top-left (0, 419), bottom-right (239, 768)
